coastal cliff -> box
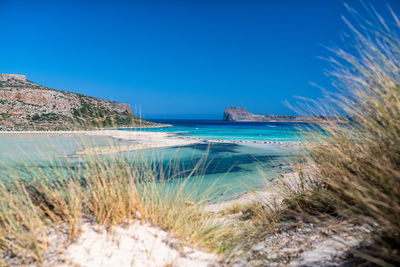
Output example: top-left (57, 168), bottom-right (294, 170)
top-left (223, 107), bottom-right (339, 122)
top-left (0, 74), bottom-right (152, 130)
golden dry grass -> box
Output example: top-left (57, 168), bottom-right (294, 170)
top-left (223, 5), bottom-right (400, 266)
top-left (280, 4), bottom-right (400, 265)
top-left (0, 144), bottom-right (240, 265)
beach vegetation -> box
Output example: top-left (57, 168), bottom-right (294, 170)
top-left (0, 141), bottom-right (240, 265)
top-left (259, 4), bottom-right (400, 265)
top-left (2, 3), bottom-right (400, 266)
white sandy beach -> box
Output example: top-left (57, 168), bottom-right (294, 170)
top-left (79, 130), bottom-right (200, 155)
top-left (0, 129), bottom-right (200, 155)
top-left (0, 129), bottom-right (298, 157)
top-left (53, 221), bottom-right (219, 267)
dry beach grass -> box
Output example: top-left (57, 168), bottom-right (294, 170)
top-left (1, 4), bottom-right (400, 267)
top-left (298, 5), bottom-right (400, 265)
top-left (203, 4), bottom-right (400, 266)
top-left (233, 4), bottom-right (400, 266)
top-left (0, 138), bottom-right (241, 266)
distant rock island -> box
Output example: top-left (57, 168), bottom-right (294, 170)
top-left (223, 107), bottom-right (339, 122)
top-left (0, 74), bottom-right (153, 130)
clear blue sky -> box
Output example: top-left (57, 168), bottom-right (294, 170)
top-left (1, 0), bottom-right (399, 119)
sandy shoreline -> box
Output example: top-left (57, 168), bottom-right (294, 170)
top-left (78, 130), bottom-right (200, 155)
top-left (0, 129), bottom-right (200, 155)
top-left (51, 221), bottom-right (219, 267)
top-left (187, 137), bottom-right (301, 146)
top-left (0, 129), bottom-right (299, 156)
top-left (204, 171), bottom-right (297, 213)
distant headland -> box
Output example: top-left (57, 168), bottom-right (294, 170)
top-left (0, 74), bottom-right (154, 130)
top-left (223, 107), bottom-right (342, 122)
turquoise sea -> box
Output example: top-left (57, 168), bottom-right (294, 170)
top-left (0, 120), bottom-right (311, 200)
top-left (127, 119), bottom-right (314, 142)
top-left (129, 119), bottom-right (310, 199)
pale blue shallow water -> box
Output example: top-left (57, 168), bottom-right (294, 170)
top-left (0, 120), bottom-right (310, 200)
top-left (125, 142), bottom-right (295, 201)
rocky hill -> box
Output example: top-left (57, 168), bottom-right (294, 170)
top-left (223, 107), bottom-right (341, 122)
top-left (0, 74), bottom-right (153, 130)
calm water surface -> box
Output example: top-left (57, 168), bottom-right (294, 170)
top-left (0, 120), bottom-right (309, 200)
top-left (125, 119), bottom-right (316, 142)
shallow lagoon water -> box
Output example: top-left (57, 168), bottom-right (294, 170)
top-left (0, 134), bottom-right (122, 185)
top-left (0, 134), bottom-right (119, 163)
top-left (127, 142), bottom-right (296, 201)
top-left (0, 132), bottom-right (297, 201)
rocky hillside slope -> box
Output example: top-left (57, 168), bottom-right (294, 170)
top-left (223, 107), bottom-right (340, 122)
top-left (0, 74), bottom-right (153, 130)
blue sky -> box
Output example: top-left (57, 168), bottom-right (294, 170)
top-left (1, 0), bottom-right (399, 119)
